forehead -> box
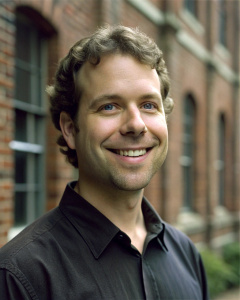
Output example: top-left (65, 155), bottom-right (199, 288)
top-left (76, 54), bottom-right (160, 100)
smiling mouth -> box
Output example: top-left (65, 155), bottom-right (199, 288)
top-left (109, 148), bottom-right (150, 157)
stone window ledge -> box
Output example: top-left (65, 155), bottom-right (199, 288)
top-left (212, 206), bottom-right (236, 229)
top-left (174, 210), bottom-right (205, 235)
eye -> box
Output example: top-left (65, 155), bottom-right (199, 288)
top-left (98, 103), bottom-right (120, 114)
top-left (142, 103), bottom-right (157, 110)
top-left (102, 104), bottom-right (115, 111)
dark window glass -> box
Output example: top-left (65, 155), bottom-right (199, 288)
top-left (15, 67), bottom-right (31, 103)
top-left (14, 192), bottom-right (27, 226)
top-left (15, 151), bottom-right (27, 184)
top-left (184, 0), bottom-right (198, 17)
top-left (15, 109), bottom-right (27, 141)
top-left (182, 96), bottom-right (196, 210)
top-left (218, 0), bottom-right (227, 46)
top-left (218, 115), bottom-right (225, 205)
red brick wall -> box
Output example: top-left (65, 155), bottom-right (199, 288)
top-left (0, 3), bottom-right (15, 247)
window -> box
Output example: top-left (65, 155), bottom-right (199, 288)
top-left (11, 13), bottom-right (47, 227)
top-left (218, 0), bottom-right (227, 47)
top-left (218, 114), bottom-right (226, 206)
top-left (184, 0), bottom-right (198, 17)
top-left (181, 95), bottom-right (196, 210)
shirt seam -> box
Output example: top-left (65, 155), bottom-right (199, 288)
top-left (0, 262), bottom-right (39, 300)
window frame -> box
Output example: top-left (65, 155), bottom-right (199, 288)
top-left (10, 13), bottom-right (47, 229)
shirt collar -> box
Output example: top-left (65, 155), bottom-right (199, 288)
top-left (59, 181), bottom-right (167, 259)
top-left (142, 197), bottom-right (168, 252)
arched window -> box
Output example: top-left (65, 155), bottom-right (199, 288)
top-left (218, 114), bottom-right (226, 206)
top-left (10, 11), bottom-right (47, 227)
top-left (181, 95), bottom-right (196, 210)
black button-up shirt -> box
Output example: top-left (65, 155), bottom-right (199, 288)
top-left (0, 182), bottom-right (209, 299)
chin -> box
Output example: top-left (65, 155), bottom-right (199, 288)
top-left (112, 176), bottom-right (151, 192)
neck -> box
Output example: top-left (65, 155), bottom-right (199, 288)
top-left (75, 180), bottom-right (147, 253)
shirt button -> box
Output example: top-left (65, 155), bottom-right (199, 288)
top-left (118, 234), bottom-right (124, 239)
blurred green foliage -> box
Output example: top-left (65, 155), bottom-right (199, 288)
top-left (222, 242), bottom-right (240, 287)
top-left (201, 242), bottom-right (240, 298)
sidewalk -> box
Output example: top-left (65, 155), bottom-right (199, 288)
top-left (213, 287), bottom-right (240, 300)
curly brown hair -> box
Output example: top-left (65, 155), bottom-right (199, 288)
top-left (47, 25), bottom-right (174, 168)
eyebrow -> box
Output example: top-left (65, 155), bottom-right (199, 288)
top-left (89, 94), bottom-right (124, 109)
top-left (139, 93), bottom-right (162, 102)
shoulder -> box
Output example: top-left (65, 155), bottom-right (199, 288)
top-left (0, 207), bottom-right (64, 264)
top-left (0, 208), bottom-right (65, 299)
top-left (163, 222), bottom-right (200, 259)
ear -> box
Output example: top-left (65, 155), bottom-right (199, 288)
top-left (59, 112), bottom-right (76, 150)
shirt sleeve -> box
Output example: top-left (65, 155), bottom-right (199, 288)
top-left (0, 266), bottom-right (38, 300)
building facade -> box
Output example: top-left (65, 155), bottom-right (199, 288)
top-left (0, 0), bottom-right (239, 248)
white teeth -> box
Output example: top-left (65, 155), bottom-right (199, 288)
top-left (118, 149), bottom-right (147, 157)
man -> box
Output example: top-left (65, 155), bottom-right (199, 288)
top-left (0, 25), bottom-right (209, 299)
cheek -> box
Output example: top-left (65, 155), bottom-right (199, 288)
top-left (96, 120), bottom-right (117, 133)
top-left (83, 118), bottom-right (118, 145)
top-left (156, 127), bottom-right (168, 145)
top-left (145, 116), bottom-right (168, 139)
top-left (160, 123), bottom-right (168, 138)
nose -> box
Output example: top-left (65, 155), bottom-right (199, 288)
top-left (120, 107), bottom-right (147, 137)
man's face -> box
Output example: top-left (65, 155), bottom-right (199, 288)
top-left (73, 54), bottom-right (168, 192)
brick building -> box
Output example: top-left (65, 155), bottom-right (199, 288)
top-left (0, 0), bottom-right (239, 249)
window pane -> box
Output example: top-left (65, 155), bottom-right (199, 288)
top-left (35, 115), bottom-right (44, 144)
top-left (34, 34), bottom-right (42, 68)
top-left (15, 151), bottom-right (27, 184)
top-left (34, 191), bottom-right (41, 219)
top-left (34, 153), bottom-right (40, 183)
top-left (218, 116), bottom-right (225, 205)
top-left (15, 109), bottom-right (27, 141)
top-left (218, 0), bottom-right (227, 46)
top-left (182, 96), bottom-right (195, 209)
top-left (184, 0), bottom-right (197, 16)
top-left (14, 192), bottom-right (27, 226)
top-left (15, 20), bottom-right (31, 63)
top-left (33, 71), bottom-right (42, 106)
top-left (15, 67), bottom-right (31, 102)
